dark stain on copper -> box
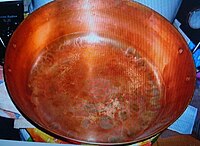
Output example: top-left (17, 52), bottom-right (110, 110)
top-left (99, 116), bottom-right (114, 130)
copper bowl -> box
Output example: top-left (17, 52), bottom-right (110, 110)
top-left (4, 0), bottom-right (196, 145)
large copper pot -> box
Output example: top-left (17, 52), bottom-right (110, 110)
top-left (4, 0), bottom-right (196, 145)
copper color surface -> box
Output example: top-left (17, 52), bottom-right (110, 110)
top-left (4, 0), bottom-right (196, 145)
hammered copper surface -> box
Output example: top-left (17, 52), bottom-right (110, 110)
top-left (4, 0), bottom-right (196, 145)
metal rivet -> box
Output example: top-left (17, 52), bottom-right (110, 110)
top-left (178, 48), bottom-right (184, 54)
top-left (8, 68), bottom-right (12, 72)
top-left (186, 76), bottom-right (191, 81)
top-left (13, 44), bottom-right (16, 48)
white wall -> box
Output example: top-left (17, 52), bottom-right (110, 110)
top-left (133, 0), bottom-right (183, 23)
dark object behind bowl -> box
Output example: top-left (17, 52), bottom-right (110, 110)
top-left (0, 0), bottom-right (24, 65)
